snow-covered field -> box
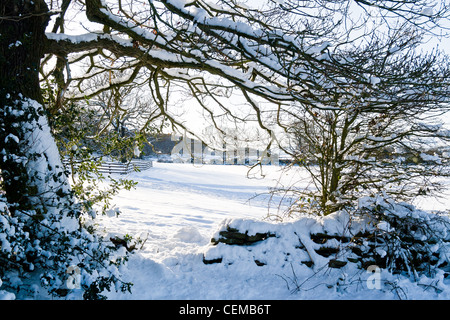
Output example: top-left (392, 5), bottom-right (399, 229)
top-left (86, 162), bottom-right (450, 300)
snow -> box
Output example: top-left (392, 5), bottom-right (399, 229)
top-left (1, 160), bottom-right (449, 300)
top-left (420, 7), bottom-right (434, 16)
top-left (8, 41), bottom-right (22, 48)
top-left (77, 162), bottom-right (450, 300)
top-left (420, 152), bottom-right (442, 164)
top-left (96, 163), bottom-right (284, 246)
top-left (4, 133), bottom-right (19, 144)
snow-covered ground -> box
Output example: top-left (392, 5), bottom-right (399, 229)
top-left (86, 162), bottom-right (450, 300)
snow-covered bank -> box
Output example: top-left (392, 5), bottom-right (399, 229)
top-left (90, 162), bottom-right (450, 300)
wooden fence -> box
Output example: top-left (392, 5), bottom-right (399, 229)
top-left (63, 158), bottom-right (153, 175)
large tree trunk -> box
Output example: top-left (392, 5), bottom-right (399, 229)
top-left (0, 4), bottom-right (121, 298)
top-left (0, 0), bottom-right (77, 224)
top-left (0, 0), bottom-right (48, 103)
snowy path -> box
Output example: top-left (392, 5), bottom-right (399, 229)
top-left (97, 163), bottom-right (299, 299)
top-left (98, 163), bottom-right (292, 245)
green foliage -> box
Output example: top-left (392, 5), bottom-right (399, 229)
top-left (46, 100), bottom-right (141, 217)
top-left (0, 91), bottom-right (133, 300)
top-left (0, 90), bottom-right (43, 211)
top-left (82, 276), bottom-right (133, 300)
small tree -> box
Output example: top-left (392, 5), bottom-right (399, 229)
top-left (277, 41), bottom-right (450, 216)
